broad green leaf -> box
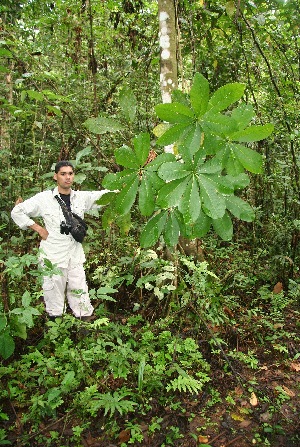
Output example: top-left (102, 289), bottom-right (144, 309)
top-left (178, 122), bottom-right (202, 158)
top-left (226, 173), bottom-right (250, 190)
top-left (140, 211), bottom-right (168, 248)
top-left (97, 191), bottom-right (118, 206)
top-left (102, 170), bottom-right (136, 189)
top-left (158, 161), bottom-right (191, 181)
top-left (198, 175), bottom-right (226, 219)
top-left (231, 143), bottom-right (263, 173)
top-left (115, 177), bottom-right (139, 215)
top-left (190, 209), bottom-right (211, 238)
top-left (47, 105), bottom-right (62, 116)
top-left (164, 213), bottom-right (180, 246)
top-left (207, 83), bottom-right (245, 113)
top-left (197, 157), bottom-right (222, 175)
top-left (172, 89), bottom-right (190, 106)
top-left (145, 152), bottom-right (176, 171)
top-left (119, 85), bottom-right (137, 122)
top-left (115, 146), bottom-right (139, 168)
top-left (157, 177), bottom-right (191, 208)
top-left (75, 146), bottom-right (92, 163)
top-left (27, 90), bottom-right (45, 101)
top-left (133, 133), bottom-right (150, 166)
top-left (153, 122), bottom-right (172, 138)
top-left (0, 330), bottom-right (15, 359)
top-left (216, 145), bottom-right (245, 175)
top-left (202, 111), bottom-right (238, 136)
top-left (226, 195), bottom-right (255, 221)
top-left (83, 116), bottom-right (124, 134)
top-left (0, 314), bottom-right (7, 331)
top-left (156, 122), bottom-right (190, 147)
top-left (21, 291), bottom-right (31, 307)
top-left (155, 102), bottom-right (194, 123)
top-left (139, 175), bottom-right (155, 216)
top-left (230, 123), bottom-right (274, 143)
top-left (74, 173), bottom-right (86, 184)
top-left (190, 73), bottom-right (209, 117)
top-left (212, 212), bottom-right (233, 241)
top-left (178, 176), bottom-right (201, 223)
top-left (231, 103), bottom-right (254, 130)
top-left (102, 206), bottom-right (118, 228)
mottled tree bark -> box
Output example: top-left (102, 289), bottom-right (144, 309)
top-left (158, 0), bottom-right (178, 104)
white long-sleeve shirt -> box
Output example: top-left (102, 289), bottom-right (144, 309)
top-left (11, 186), bottom-right (109, 268)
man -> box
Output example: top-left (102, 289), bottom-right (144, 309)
top-left (11, 160), bottom-right (110, 320)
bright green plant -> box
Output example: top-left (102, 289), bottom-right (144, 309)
top-left (97, 73), bottom-right (273, 247)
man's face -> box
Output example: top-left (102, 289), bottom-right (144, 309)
top-left (53, 166), bottom-right (75, 191)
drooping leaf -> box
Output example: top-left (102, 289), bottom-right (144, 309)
top-left (231, 143), bottom-right (263, 173)
top-left (155, 102), bottom-right (195, 123)
top-left (83, 116), bottom-right (124, 134)
top-left (119, 85), bottom-right (137, 122)
top-left (140, 211), bottom-right (168, 248)
top-left (198, 175), bottom-right (226, 219)
top-left (163, 212), bottom-right (180, 246)
top-left (190, 209), bottom-right (211, 238)
top-left (178, 176), bottom-right (201, 224)
top-left (139, 174), bottom-right (155, 216)
top-left (133, 132), bottom-right (150, 166)
top-left (212, 211), bottom-right (233, 240)
top-left (190, 73), bottom-right (210, 117)
top-left (226, 195), bottom-right (255, 221)
top-left (207, 83), bottom-right (245, 113)
top-left (115, 177), bottom-right (139, 215)
top-left (0, 330), bottom-right (15, 360)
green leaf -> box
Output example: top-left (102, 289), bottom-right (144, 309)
top-left (21, 291), bottom-right (31, 307)
top-left (155, 102), bottom-right (195, 123)
top-left (190, 209), bottom-right (211, 238)
top-left (226, 195), bottom-right (255, 221)
top-left (115, 177), bottom-right (139, 215)
top-left (231, 103), bottom-right (254, 130)
top-left (27, 90), bottom-right (45, 101)
top-left (156, 122), bottom-right (190, 147)
top-left (157, 177), bottom-right (191, 208)
top-left (0, 330), bottom-right (15, 360)
top-left (231, 143), bottom-right (263, 174)
top-left (164, 213), bottom-right (180, 246)
top-left (212, 212), bottom-right (233, 240)
top-left (178, 176), bottom-right (201, 224)
top-left (75, 146), bottom-right (92, 164)
top-left (145, 152), bottom-right (176, 171)
top-left (202, 111), bottom-right (238, 136)
top-left (133, 132), bottom-right (150, 166)
top-left (46, 105), bottom-right (62, 116)
top-left (102, 170), bottom-right (137, 189)
top-left (230, 123), bottom-right (274, 142)
top-left (179, 123), bottom-right (202, 159)
top-left (139, 175), bottom-right (155, 216)
top-left (198, 175), bottom-right (226, 219)
top-left (140, 211), bottom-right (168, 248)
top-left (119, 85), bottom-right (137, 122)
top-left (83, 116), bottom-right (124, 134)
top-left (0, 314), bottom-right (7, 331)
top-left (190, 73), bottom-right (209, 117)
top-left (208, 83), bottom-right (245, 113)
top-left (115, 146), bottom-right (139, 168)
top-left (158, 161), bottom-right (191, 182)
top-left (97, 191), bottom-right (118, 206)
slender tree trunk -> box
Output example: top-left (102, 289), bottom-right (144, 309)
top-left (158, 0), bottom-right (178, 104)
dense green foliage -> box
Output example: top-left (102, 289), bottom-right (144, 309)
top-left (0, 0), bottom-right (299, 446)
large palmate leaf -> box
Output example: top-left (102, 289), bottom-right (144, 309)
top-left (177, 176), bottom-right (201, 224)
top-left (157, 177), bottom-right (191, 209)
top-left (157, 161), bottom-right (191, 181)
top-left (155, 102), bottom-right (194, 123)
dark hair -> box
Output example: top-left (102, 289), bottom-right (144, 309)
top-left (54, 160), bottom-right (74, 173)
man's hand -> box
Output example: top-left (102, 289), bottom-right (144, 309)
top-left (30, 223), bottom-right (49, 240)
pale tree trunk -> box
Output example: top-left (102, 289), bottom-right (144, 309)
top-left (158, 0), bottom-right (178, 104)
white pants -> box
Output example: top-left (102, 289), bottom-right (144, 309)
top-left (42, 263), bottom-right (94, 317)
